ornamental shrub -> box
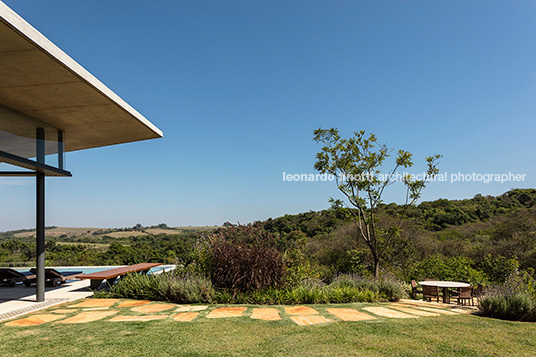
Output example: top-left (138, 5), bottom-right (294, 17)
top-left (206, 225), bottom-right (286, 291)
top-left (331, 273), bottom-right (406, 302)
top-left (478, 270), bottom-right (536, 321)
top-left (101, 270), bottom-right (214, 303)
top-left (479, 293), bottom-right (535, 321)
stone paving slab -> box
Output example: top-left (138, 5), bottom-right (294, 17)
top-left (5, 314), bottom-right (64, 327)
top-left (290, 315), bottom-right (331, 326)
top-left (117, 300), bottom-right (152, 308)
top-left (172, 312), bottom-right (199, 322)
top-left (363, 307), bottom-right (418, 319)
top-left (131, 303), bottom-right (176, 313)
top-left (284, 306), bottom-right (318, 316)
top-left (250, 308), bottom-right (281, 321)
top-left (56, 310), bottom-right (118, 324)
top-left (390, 306), bottom-right (440, 317)
top-left (206, 307), bottom-right (247, 318)
top-left (175, 305), bottom-right (208, 312)
top-left (109, 315), bottom-right (168, 322)
top-left (392, 304), bottom-right (459, 315)
top-left (51, 309), bottom-right (77, 314)
top-left (326, 308), bottom-right (376, 321)
top-left (414, 306), bottom-right (459, 315)
top-left (69, 299), bottom-right (120, 308)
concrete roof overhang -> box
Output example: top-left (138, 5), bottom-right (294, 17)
top-left (0, 1), bottom-right (163, 159)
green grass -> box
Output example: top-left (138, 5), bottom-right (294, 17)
top-left (1, 302), bottom-right (536, 356)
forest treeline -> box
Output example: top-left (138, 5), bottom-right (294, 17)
top-left (2, 188), bottom-right (536, 283)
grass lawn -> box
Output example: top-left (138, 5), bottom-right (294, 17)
top-left (1, 302), bottom-right (535, 356)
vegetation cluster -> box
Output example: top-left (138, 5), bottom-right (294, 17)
top-left (98, 225), bottom-right (405, 304)
top-left (3, 189), bottom-right (536, 315)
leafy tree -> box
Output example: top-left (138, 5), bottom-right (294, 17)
top-left (313, 128), bottom-right (440, 277)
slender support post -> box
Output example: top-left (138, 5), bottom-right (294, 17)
top-left (36, 128), bottom-right (45, 302)
top-left (58, 130), bottom-right (64, 170)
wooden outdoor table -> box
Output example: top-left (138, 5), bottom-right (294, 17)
top-left (418, 280), bottom-right (470, 303)
top-left (76, 263), bottom-right (162, 289)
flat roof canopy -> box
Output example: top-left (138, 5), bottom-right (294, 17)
top-left (0, 2), bottom-right (163, 158)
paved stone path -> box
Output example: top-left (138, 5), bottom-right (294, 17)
top-left (3, 299), bottom-right (476, 327)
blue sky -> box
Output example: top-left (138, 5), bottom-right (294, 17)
top-left (1, 1), bottom-right (535, 231)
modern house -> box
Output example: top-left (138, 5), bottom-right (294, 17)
top-left (0, 1), bottom-right (163, 301)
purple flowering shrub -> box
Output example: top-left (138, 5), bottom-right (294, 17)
top-left (478, 270), bottom-right (536, 321)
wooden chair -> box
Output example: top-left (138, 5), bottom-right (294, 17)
top-left (423, 285), bottom-right (440, 302)
top-left (411, 280), bottom-right (422, 299)
top-left (453, 286), bottom-right (474, 305)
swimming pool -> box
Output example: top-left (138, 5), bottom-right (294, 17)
top-left (14, 265), bottom-right (176, 275)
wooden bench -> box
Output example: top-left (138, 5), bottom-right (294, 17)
top-left (75, 263), bottom-right (162, 289)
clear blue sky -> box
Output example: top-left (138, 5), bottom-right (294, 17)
top-left (1, 0), bottom-right (535, 231)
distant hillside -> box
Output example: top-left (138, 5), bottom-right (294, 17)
top-left (259, 188), bottom-right (536, 280)
top-left (3, 189), bottom-right (536, 281)
top-left (0, 224), bottom-right (218, 242)
top-left (261, 188), bottom-right (536, 236)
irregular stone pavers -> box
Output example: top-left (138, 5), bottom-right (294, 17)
top-left (69, 299), bottom-right (120, 308)
top-left (172, 312), bottom-right (199, 322)
top-left (117, 300), bottom-right (152, 308)
top-left (284, 306), bottom-right (318, 316)
top-left (56, 310), bottom-right (118, 324)
top-left (363, 307), bottom-right (418, 319)
top-left (206, 307), bottom-right (246, 318)
top-left (175, 305), bottom-right (208, 312)
top-left (389, 306), bottom-right (440, 317)
top-left (5, 298), bottom-right (468, 327)
top-left (290, 315), bottom-right (331, 326)
top-left (250, 308), bottom-right (281, 321)
top-left (109, 315), bottom-right (168, 322)
top-left (131, 303), bottom-right (176, 313)
top-left (326, 308), bottom-right (376, 321)
top-left (5, 314), bottom-right (64, 327)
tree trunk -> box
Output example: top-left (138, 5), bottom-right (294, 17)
top-left (374, 258), bottom-right (380, 278)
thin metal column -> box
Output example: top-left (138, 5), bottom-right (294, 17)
top-left (36, 128), bottom-right (45, 302)
top-left (58, 131), bottom-right (64, 170)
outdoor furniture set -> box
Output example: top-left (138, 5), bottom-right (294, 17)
top-left (412, 279), bottom-right (483, 305)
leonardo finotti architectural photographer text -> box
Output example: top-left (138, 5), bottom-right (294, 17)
top-left (282, 172), bottom-right (527, 184)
